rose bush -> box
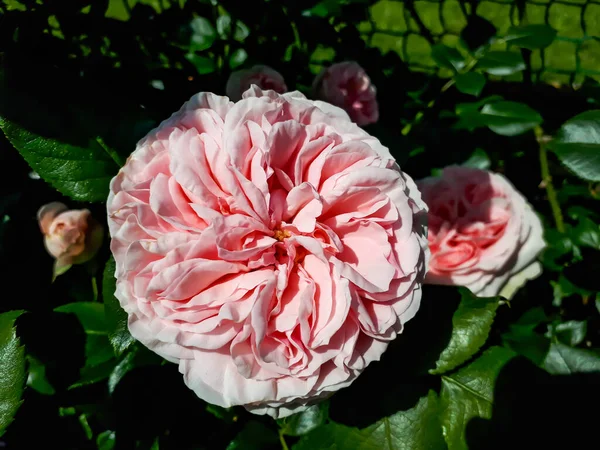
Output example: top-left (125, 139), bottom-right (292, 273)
top-left (226, 65), bottom-right (287, 101)
top-left (107, 86), bottom-right (428, 417)
top-left (417, 167), bottom-right (545, 298)
top-left (312, 61), bottom-right (379, 127)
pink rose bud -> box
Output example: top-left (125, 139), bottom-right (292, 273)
top-left (38, 202), bottom-right (103, 277)
top-left (312, 61), bottom-right (379, 126)
top-left (226, 65), bottom-right (287, 101)
top-left (107, 86), bottom-right (429, 418)
top-left (417, 167), bottom-right (546, 298)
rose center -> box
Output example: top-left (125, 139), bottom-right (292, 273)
top-left (273, 228), bottom-right (291, 242)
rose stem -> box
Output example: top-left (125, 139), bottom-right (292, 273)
top-left (535, 126), bottom-right (565, 233)
top-left (278, 429), bottom-right (290, 450)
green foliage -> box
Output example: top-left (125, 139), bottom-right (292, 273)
top-left (548, 110), bottom-right (600, 182)
top-left (504, 24), bottom-right (557, 50)
top-left (431, 45), bottom-right (465, 72)
top-left (440, 347), bottom-right (516, 450)
top-left (279, 403), bottom-right (328, 437)
top-left (0, 118), bottom-right (120, 202)
top-left (0, 311), bottom-right (25, 437)
top-left (476, 52), bottom-right (526, 76)
top-left (479, 101), bottom-right (543, 136)
top-left (103, 257), bottom-right (135, 356)
top-left (431, 289), bottom-right (500, 375)
top-left (455, 72), bottom-right (486, 97)
top-left (295, 391), bottom-right (446, 450)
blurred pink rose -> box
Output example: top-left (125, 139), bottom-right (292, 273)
top-left (312, 61), bottom-right (379, 126)
top-left (38, 202), bottom-right (103, 277)
top-left (226, 65), bottom-right (287, 101)
top-left (107, 86), bottom-right (428, 418)
top-left (417, 167), bottom-right (545, 298)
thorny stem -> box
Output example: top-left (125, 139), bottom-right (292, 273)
top-left (535, 126), bottom-right (565, 233)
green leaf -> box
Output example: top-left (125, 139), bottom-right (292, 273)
top-left (108, 345), bottom-right (162, 394)
top-left (480, 101), bottom-right (542, 136)
top-left (279, 403), bottom-right (328, 437)
top-left (26, 355), bottom-right (55, 396)
top-left (549, 320), bottom-right (587, 347)
top-left (501, 308), bottom-right (551, 365)
top-left (505, 24), bottom-right (557, 50)
top-left (571, 217), bottom-right (600, 250)
top-left (477, 51), bottom-right (526, 76)
top-left (455, 72), bottom-right (486, 97)
top-left (548, 110), bottom-right (600, 182)
top-left (226, 421), bottom-right (279, 450)
top-left (430, 288), bottom-right (500, 375)
top-left (97, 430), bottom-right (116, 450)
top-left (85, 334), bottom-right (115, 368)
top-left (543, 342), bottom-right (600, 374)
top-left (70, 358), bottom-right (116, 389)
top-left (55, 302), bottom-right (107, 335)
top-left (229, 48), bottom-right (248, 69)
top-left (431, 45), bottom-right (465, 72)
top-left (0, 310), bottom-right (26, 436)
top-left (189, 17), bottom-right (216, 51)
top-left (103, 257), bottom-right (135, 356)
top-left (185, 53), bottom-right (217, 75)
top-left (462, 148), bottom-right (491, 170)
top-left (294, 391), bottom-right (446, 450)
top-left (0, 118), bottom-right (120, 202)
top-left (440, 347), bottom-right (516, 450)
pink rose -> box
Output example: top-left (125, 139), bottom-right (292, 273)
top-left (312, 61), bottom-right (379, 126)
top-left (38, 202), bottom-right (103, 277)
top-left (417, 167), bottom-right (545, 298)
top-left (107, 86), bottom-right (428, 418)
top-left (226, 65), bottom-right (287, 101)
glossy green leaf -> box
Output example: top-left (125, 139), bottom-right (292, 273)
top-left (279, 403), bottom-right (328, 437)
top-left (462, 148), bottom-right (491, 170)
top-left (431, 289), bottom-right (500, 375)
top-left (548, 110), bottom-right (600, 182)
top-left (97, 430), bottom-right (116, 450)
top-left (505, 24), bottom-right (557, 50)
top-left (55, 302), bottom-right (107, 335)
top-left (26, 355), bottom-right (55, 396)
top-left (477, 51), bottom-right (526, 76)
top-left (501, 307), bottom-right (551, 365)
top-left (431, 45), bottom-right (465, 72)
top-left (0, 118), bottom-right (120, 202)
top-left (226, 421), bottom-right (279, 450)
top-left (0, 310), bottom-right (25, 437)
top-left (103, 257), bottom-right (135, 356)
top-left (440, 347), bottom-right (516, 450)
top-left (455, 72), bottom-right (486, 97)
top-left (189, 17), bottom-right (216, 51)
top-left (294, 392), bottom-right (446, 450)
top-left (480, 101), bottom-right (542, 136)
top-left (550, 320), bottom-right (587, 347)
top-left (543, 342), bottom-right (600, 374)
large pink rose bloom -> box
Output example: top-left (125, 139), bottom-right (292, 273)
top-left (107, 86), bottom-right (428, 418)
top-left (417, 167), bottom-right (545, 298)
top-left (312, 61), bottom-right (379, 127)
